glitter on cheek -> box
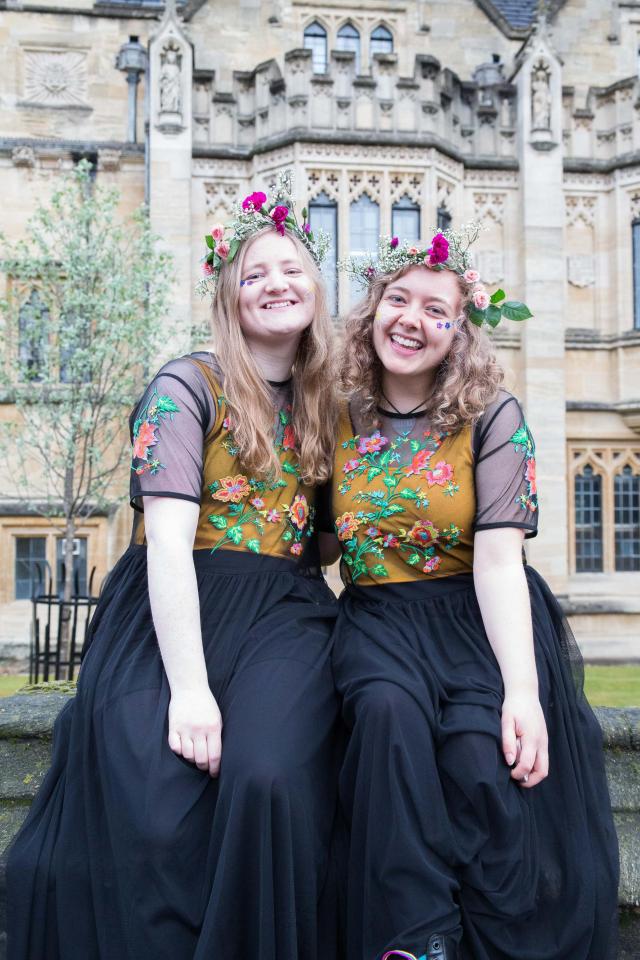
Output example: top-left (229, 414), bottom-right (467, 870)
top-left (436, 321), bottom-right (452, 330)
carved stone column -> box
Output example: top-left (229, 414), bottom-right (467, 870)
top-left (148, 0), bottom-right (194, 360)
top-left (512, 14), bottom-right (568, 592)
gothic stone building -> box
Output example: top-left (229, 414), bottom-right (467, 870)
top-left (0, 0), bottom-right (639, 658)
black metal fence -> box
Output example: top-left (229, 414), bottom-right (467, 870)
top-left (29, 562), bottom-right (100, 683)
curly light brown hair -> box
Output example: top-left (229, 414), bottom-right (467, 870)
top-left (341, 265), bottom-right (504, 434)
top-left (211, 228), bottom-right (338, 484)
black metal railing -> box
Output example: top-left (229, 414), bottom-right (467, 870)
top-left (29, 562), bottom-right (100, 683)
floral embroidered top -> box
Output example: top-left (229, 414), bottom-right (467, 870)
top-left (332, 389), bottom-right (538, 586)
top-left (129, 352), bottom-right (326, 561)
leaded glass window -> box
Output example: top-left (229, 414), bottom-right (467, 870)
top-left (614, 465), bottom-right (640, 571)
top-left (575, 465), bottom-right (603, 572)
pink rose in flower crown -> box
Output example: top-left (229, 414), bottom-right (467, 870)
top-left (407, 246), bottom-right (420, 257)
top-left (463, 269), bottom-right (480, 284)
top-left (202, 261), bottom-right (214, 277)
top-left (472, 287), bottom-right (490, 310)
top-left (242, 191), bottom-right (267, 211)
top-left (427, 233), bottom-right (449, 266)
top-left (210, 223), bottom-right (225, 241)
top-left (270, 205), bottom-right (289, 236)
top-left (216, 241), bottom-right (231, 260)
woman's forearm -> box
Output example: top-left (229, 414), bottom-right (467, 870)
top-left (147, 539), bottom-right (209, 695)
top-left (473, 557), bottom-right (538, 695)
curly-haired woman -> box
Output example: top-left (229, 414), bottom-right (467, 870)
top-left (325, 234), bottom-right (619, 960)
top-left (7, 182), bottom-right (344, 960)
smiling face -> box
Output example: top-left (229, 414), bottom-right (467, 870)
top-left (237, 231), bottom-right (316, 349)
top-left (372, 265), bottom-right (464, 383)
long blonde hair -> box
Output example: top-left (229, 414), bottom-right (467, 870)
top-left (341, 265), bottom-right (504, 433)
top-left (211, 228), bottom-right (337, 484)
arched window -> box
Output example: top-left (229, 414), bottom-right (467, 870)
top-left (614, 464), bottom-right (640, 571)
top-left (308, 192), bottom-right (338, 316)
top-left (304, 21), bottom-right (327, 75)
top-left (437, 206), bottom-right (452, 232)
top-left (350, 194), bottom-right (379, 304)
top-left (392, 194), bottom-right (420, 243)
top-left (574, 464), bottom-right (603, 572)
top-left (18, 289), bottom-right (48, 382)
top-left (370, 25), bottom-right (393, 57)
top-left (337, 23), bottom-right (361, 74)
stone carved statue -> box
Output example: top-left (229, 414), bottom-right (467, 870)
top-left (531, 61), bottom-right (551, 131)
top-left (159, 43), bottom-right (182, 115)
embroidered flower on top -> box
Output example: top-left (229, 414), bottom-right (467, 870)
top-left (197, 170), bottom-right (330, 300)
top-left (131, 388), bottom-right (180, 477)
top-left (338, 221), bottom-right (533, 332)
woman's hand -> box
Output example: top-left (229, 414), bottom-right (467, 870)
top-left (168, 687), bottom-right (223, 778)
top-left (501, 692), bottom-right (548, 788)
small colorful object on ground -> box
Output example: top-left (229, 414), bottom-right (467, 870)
top-left (338, 221), bottom-right (533, 332)
top-left (197, 170), bottom-right (330, 300)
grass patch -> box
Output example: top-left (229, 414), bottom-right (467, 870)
top-left (0, 675), bottom-right (28, 698)
top-left (584, 665), bottom-right (640, 708)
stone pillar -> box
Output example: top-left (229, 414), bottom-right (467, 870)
top-left (512, 17), bottom-right (568, 592)
top-left (148, 0), bottom-right (194, 360)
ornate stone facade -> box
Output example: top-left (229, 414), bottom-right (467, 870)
top-left (0, 0), bottom-right (639, 652)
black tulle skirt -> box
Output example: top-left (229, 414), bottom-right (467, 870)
top-left (7, 546), bottom-right (342, 960)
top-left (332, 566), bottom-right (619, 960)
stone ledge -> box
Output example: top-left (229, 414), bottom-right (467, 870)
top-left (0, 695), bottom-right (637, 957)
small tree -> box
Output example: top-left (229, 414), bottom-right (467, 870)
top-left (0, 160), bottom-right (174, 661)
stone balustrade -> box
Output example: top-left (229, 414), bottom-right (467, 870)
top-left (0, 691), bottom-right (637, 957)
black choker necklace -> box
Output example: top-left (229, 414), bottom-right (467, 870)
top-left (268, 376), bottom-right (292, 387)
top-left (378, 391), bottom-right (430, 418)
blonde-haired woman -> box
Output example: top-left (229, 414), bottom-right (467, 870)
top-left (327, 231), bottom-right (618, 960)
top-left (8, 179), bottom-right (343, 960)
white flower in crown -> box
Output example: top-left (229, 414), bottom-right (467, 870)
top-left (338, 220), bottom-right (533, 330)
top-left (196, 170), bottom-right (331, 300)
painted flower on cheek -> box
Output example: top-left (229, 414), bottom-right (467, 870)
top-left (357, 431), bottom-right (388, 455)
top-left (424, 461), bottom-right (454, 486)
top-left (242, 191), bottom-right (267, 211)
top-left (472, 287), bottom-right (490, 310)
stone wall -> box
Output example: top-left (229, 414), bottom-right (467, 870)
top-left (0, 690), bottom-right (638, 957)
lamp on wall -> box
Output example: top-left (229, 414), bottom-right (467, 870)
top-left (116, 36), bottom-right (147, 144)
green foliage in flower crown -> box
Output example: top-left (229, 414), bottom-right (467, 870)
top-left (197, 170), bottom-right (330, 300)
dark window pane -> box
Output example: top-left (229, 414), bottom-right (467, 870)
top-left (304, 21), bottom-right (327, 74)
top-left (574, 465), bottom-right (603, 572)
top-left (392, 194), bottom-right (420, 243)
top-left (337, 23), bottom-right (360, 73)
top-left (349, 194), bottom-right (379, 306)
top-left (56, 537), bottom-right (88, 597)
top-left (309, 192), bottom-right (338, 316)
top-left (18, 290), bottom-right (48, 382)
top-left (437, 206), bottom-right (452, 232)
top-left (15, 537), bottom-right (47, 599)
top-left (371, 25), bottom-right (393, 56)
top-left (614, 465), bottom-right (640, 571)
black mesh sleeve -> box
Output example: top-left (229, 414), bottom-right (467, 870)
top-left (314, 481), bottom-right (335, 534)
top-left (473, 391), bottom-right (538, 538)
top-left (129, 357), bottom-right (214, 511)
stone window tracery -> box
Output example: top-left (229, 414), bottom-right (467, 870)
top-left (370, 25), bottom-right (393, 57)
top-left (304, 21), bottom-right (328, 75)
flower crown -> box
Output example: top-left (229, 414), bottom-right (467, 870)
top-left (339, 221), bottom-right (532, 329)
top-left (197, 170), bottom-right (330, 299)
